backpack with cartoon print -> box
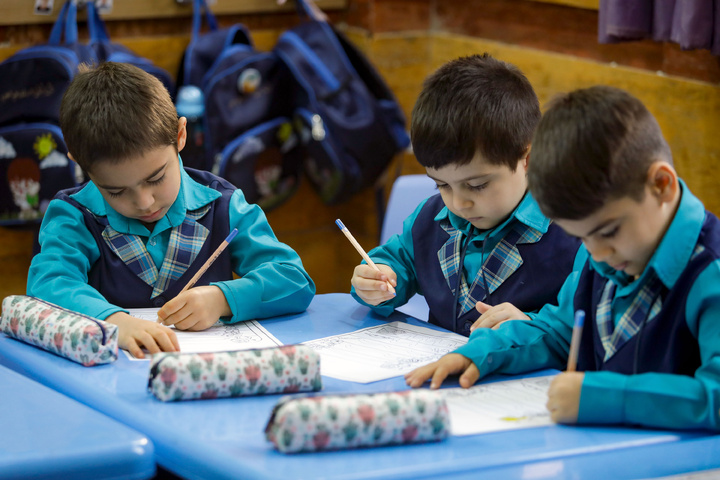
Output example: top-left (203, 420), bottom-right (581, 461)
top-left (0, 1), bottom-right (82, 225)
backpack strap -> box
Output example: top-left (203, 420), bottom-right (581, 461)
top-left (48, 1), bottom-right (79, 46)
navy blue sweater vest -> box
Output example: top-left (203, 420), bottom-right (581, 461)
top-left (413, 194), bottom-right (580, 336)
top-left (56, 168), bottom-right (234, 309)
top-left (574, 211), bottom-right (720, 375)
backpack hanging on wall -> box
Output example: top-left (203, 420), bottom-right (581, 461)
top-left (86, 1), bottom-right (176, 98)
top-left (177, 0), bottom-right (302, 211)
top-left (274, 0), bottom-right (410, 205)
top-left (0, 1), bottom-right (85, 225)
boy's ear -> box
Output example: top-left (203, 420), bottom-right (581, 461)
top-left (519, 145), bottom-right (531, 172)
top-left (647, 161), bottom-right (678, 202)
top-left (177, 117), bottom-right (188, 153)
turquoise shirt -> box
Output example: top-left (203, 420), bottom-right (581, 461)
top-left (352, 192), bottom-right (556, 315)
top-left (454, 182), bottom-right (720, 431)
top-left (27, 162), bottom-right (315, 323)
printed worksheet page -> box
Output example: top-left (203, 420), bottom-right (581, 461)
top-left (123, 308), bottom-right (282, 360)
top-left (302, 321), bottom-right (468, 383)
top-left (443, 375), bottom-right (554, 435)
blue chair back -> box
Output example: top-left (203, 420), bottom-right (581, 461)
top-left (381, 174), bottom-right (437, 244)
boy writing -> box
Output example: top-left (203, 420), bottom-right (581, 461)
top-left (351, 54), bottom-right (580, 336)
top-left (27, 62), bottom-right (315, 359)
top-left (406, 86), bottom-right (720, 431)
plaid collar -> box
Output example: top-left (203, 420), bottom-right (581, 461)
top-left (595, 273), bottom-right (663, 361)
top-left (101, 205), bottom-right (211, 298)
top-left (595, 243), bottom-right (705, 361)
top-left (438, 220), bottom-right (543, 316)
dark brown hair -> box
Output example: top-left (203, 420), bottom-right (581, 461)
top-left (59, 62), bottom-right (178, 173)
top-left (410, 53), bottom-right (540, 171)
top-left (528, 85), bottom-right (672, 220)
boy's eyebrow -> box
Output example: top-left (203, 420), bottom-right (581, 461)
top-left (426, 173), bottom-right (492, 183)
top-left (95, 163), bottom-right (167, 190)
top-left (583, 219), bottom-right (616, 238)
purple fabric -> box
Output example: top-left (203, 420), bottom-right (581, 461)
top-left (599, 0), bottom-right (719, 55)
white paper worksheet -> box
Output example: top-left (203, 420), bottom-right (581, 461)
top-left (123, 308), bottom-right (283, 360)
top-left (443, 375), bottom-right (555, 435)
top-left (302, 321), bottom-right (468, 383)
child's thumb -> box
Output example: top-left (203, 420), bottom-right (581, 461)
top-left (475, 301), bottom-right (491, 314)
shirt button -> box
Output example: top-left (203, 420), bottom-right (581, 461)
top-left (463, 321), bottom-right (472, 333)
top-left (153, 298), bottom-right (165, 307)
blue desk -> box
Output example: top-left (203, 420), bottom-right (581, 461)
top-left (0, 293), bottom-right (718, 480)
top-left (0, 364), bottom-right (155, 480)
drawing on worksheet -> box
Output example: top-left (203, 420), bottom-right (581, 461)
top-left (302, 321), bottom-right (468, 383)
top-left (443, 375), bottom-right (555, 435)
top-left (122, 308), bottom-right (282, 361)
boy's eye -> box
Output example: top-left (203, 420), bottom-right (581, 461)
top-left (435, 183), bottom-right (450, 190)
top-left (468, 182), bottom-right (489, 191)
top-left (147, 174), bottom-right (166, 186)
top-left (600, 226), bottom-right (619, 239)
top-left (107, 190), bottom-right (124, 198)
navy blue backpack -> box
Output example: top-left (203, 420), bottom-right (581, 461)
top-left (0, 1), bottom-right (176, 226)
top-left (0, 1), bottom-right (86, 225)
top-left (275, 0), bottom-right (410, 205)
top-left (177, 0), bottom-right (302, 211)
top-left (86, 1), bottom-right (176, 98)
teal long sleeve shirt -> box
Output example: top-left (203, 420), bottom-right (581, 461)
top-left (352, 192), bottom-right (552, 315)
top-left (27, 163), bottom-right (315, 324)
top-left (454, 183), bottom-right (720, 431)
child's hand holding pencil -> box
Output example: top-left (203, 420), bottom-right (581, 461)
top-left (337, 219), bottom-right (398, 305)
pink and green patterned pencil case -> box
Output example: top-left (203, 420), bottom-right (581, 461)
top-left (147, 344), bottom-right (322, 402)
top-left (265, 389), bottom-right (450, 453)
top-left (0, 295), bottom-right (118, 366)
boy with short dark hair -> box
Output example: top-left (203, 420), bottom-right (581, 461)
top-left (350, 54), bottom-right (580, 336)
top-left (406, 85), bottom-right (720, 431)
top-left (27, 62), bottom-right (315, 359)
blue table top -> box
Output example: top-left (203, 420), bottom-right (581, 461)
top-left (0, 293), bottom-right (718, 480)
top-left (0, 363), bottom-right (155, 480)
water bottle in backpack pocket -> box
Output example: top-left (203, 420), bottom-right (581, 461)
top-left (214, 117), bottom-right (302, 212)
top-left (0, 124), bottom-right (76, 224)
top-left (203, 50), bottom-right (295, 172)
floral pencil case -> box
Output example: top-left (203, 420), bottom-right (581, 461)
top-left (147, 344), bottom-right (322, 402)
top-left (0, 295), bottom-right (118, 366)
top-left (265, 389), bottom-right (451, 453)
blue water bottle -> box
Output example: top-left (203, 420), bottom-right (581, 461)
top-left (175, 85), bottom-right (207, 170)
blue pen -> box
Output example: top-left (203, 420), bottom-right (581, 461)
top-left (566, 310), bottom-right (585, 372)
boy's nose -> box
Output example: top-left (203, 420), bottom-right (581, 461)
top-left (452, 193), bottom-right (472, 211)
top-left (135, 190), bottom-right (155, 210)
top-left (587, 241), bottom-right (612, 264)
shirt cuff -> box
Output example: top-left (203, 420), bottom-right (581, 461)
top-left (577, 371), bottom-right (628, 425)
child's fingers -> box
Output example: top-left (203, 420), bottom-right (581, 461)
top-left (429, 365), bottom-right (452, 390)
top-left (173, 315), bottom-right (202, 331)
top-left (161, 305), bottom-right (192, 327)
top-left (471, 310), bottom-right (508, 330)
top-left (157, 295), bottom-right (187, 321)
top-left (458, 363), bottom-right (480, 388)
top-left (404, 364), bottom-right (435, 388)
top-left (126, 339), bottom-right (145, 359)
top-left (153, 328), bottom-right (180, 352)
top-left (138, 331), bottom-right (163, 355)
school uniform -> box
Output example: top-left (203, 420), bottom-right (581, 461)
top-left (27, 158), bottom-right (315, 323)
top-left (454, 181), bottom-right (720, 431)
top-left (351, 192), bottom-right (581, 335)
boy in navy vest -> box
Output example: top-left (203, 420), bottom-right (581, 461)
top-left (350, 54), bottom-right (580, 336)
top-left (406, 86), bottom-right (720, 431)
top-left (27, 63), bottom-right (315, 359)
